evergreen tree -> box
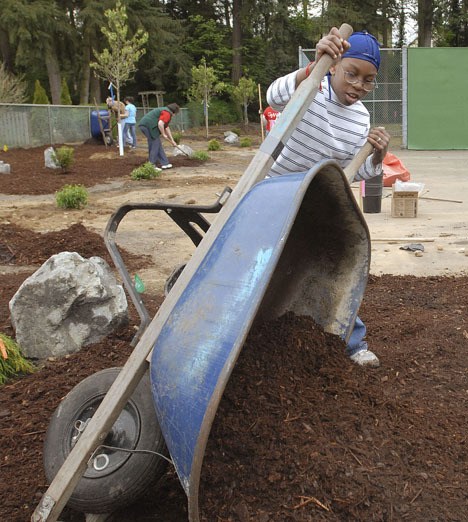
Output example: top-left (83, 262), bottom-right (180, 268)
top-left (32, 79), bottom-right (50, 104)
top-left (60, 78), bottom-right (72, 105)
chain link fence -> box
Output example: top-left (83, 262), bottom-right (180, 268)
top-left (298, 48), bottom-right (403, 140)
top-left (0, 104), bottom-right (191, 149)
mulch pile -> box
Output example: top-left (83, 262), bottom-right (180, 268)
top-left (0, 142), bottom-right (203, 195)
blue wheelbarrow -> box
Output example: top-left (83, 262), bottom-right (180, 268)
top-left (33, 23), bottom-right (372, 522)
top-left (150, 159), bottom-right (370, 520)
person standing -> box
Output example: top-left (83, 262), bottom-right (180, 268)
top-left (262, 106), bottom-right (280, 136)
top-left (123, 96), bottom-right (137, 149)
top-left (138, 103), bottom-right (180, 169)
top-left (267, 29), bottom-right (390, 367)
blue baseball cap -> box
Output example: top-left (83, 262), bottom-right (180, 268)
top-left (342, 31), bottom-right (381, 71)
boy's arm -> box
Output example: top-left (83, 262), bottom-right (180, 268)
top-left (267, 27), bottom-right (351, 110)
top-left (354, 127), bottom-right (390, 181)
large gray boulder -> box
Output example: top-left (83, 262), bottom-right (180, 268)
top-left (9, 252), bottom-right (128, 359)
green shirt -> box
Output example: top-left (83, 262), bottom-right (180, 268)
top-left (138, 107), bottom-right (171, 139)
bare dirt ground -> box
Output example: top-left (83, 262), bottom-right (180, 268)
top-left (0, 131), bottom-right (467, 521)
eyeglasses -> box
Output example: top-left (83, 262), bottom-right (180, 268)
top-left (339, 64), bottom-right (378, 92)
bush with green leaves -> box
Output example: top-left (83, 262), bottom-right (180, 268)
top-left (32, 79), bottom-right (50, 104)
top-left (240, 137), bottom-right (252, 148)
top-left (55, 184), bottom-right (89, 209)
top-left (172, 132), bottom-right (182, 145)
top-left (192, 150), bottom-right (210, 161)
top-left (0, 333), bottom-right (35, 385)
top-left (231, 128), bottom-right (241, 136)
top-left (207, 139), bottom-right (221, 151)
top-left (52, 146), bottom-right (74, 172)
top-left (131, 162), bottom-right (162, 180)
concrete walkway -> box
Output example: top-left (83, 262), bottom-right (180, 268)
top-left (357, 149), bottom-right (468, 276)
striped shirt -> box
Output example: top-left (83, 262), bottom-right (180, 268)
top-left (267, 71), bottom-right (382, 181)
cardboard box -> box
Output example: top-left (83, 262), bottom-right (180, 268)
top-left (391, 187), bottom-right (418, 218)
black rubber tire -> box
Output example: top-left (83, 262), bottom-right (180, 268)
top-left (43, 368), bottom-right (168, 514)
top-left (164, 263), bottom-right (186, 296)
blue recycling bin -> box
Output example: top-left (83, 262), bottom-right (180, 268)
top-left (90, 110), bottom-right (110, 139)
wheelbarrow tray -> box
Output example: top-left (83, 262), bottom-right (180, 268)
top-left (150, 159), bottom-right (370, 521)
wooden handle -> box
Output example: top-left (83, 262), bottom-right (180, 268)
top-left (309, 23), bottom-right (353, 83)
top-left (343, 142), bottom-right (374, 183)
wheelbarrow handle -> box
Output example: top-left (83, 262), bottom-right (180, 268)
top-left (343, 142), bottom-right (374, 184)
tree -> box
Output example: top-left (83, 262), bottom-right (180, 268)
top-left (418, 0), bottom-right (433, 45)
top-left (231, 76), bottom-right (257, 127)
top-left (90, 0), bottom-right (148, 115)
top-left (33, 79), bottom-right (50, 104)
top-left (0, 63), bottom-right (27, 103)
top-left (60, 78), bottom-right (72, 105)
top-left (187, 58), bottom-right (225, 137)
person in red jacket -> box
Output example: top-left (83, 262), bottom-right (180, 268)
top-left (262, 106), bottom-right (280, 135)
top-left (138, 103), bottom-right (180, 169)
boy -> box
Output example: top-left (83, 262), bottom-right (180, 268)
top-left (267, 28), bottom-right (390, 367)
top-left (123, 96), bottom-right (137, 149)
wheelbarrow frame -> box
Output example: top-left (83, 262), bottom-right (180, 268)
top-left (103, 187), bottom-right (233, 346)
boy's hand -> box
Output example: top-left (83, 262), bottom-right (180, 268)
top-left (315, 27), bottom-right (351, 63)
top-left (368, 127), bottom-right (390, 164)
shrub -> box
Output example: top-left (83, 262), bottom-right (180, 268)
top-left (131, 162), bottom-right (162, 180)
top-left (192, 150), bottom-right (210, 161)
top-left (172, 132), bottom-right (182, 145)
top-left (52, 146), bottom-right (74, 171)
top-left (231, 128), bottom-right (241, 137)
top-left (0, 333), bottom-right (35, 385)
top-left (240, 137), bottom-right (252, 148)
top-left (60, 78), bottom-right (72, 105)
top-left (32, 79), bottom-right (50, 104)
top-left (207, 139), bottom-right (221, 151)
top-left (55, 184), bottom-right (88, 209)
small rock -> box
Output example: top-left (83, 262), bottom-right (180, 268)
top-left (415, 251), bottom-right (423, 257)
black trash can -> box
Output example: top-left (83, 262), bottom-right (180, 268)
top-left (362, 174), bottom-right (383, 213)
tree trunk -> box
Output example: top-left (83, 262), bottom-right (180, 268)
top-left (79, 42), bottom-right (91, 105)
top-left (232, 0), bottom-right (242, 84)
top-left (418, 0), bottom-right (433, 47)
top-left (44, 43), bottom-right (62, 104)
top-left (0, 28), bottom-right (13, 72)
top-left (90, 74), bottom-right (101, 103)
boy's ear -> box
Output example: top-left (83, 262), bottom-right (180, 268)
top-left (330, 65), bottom-right (337, 75)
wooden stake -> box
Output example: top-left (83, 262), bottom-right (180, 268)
top-left (258, 83), bottom-right (265, 142)
top-left (419, 196), bottom-right (463, 203)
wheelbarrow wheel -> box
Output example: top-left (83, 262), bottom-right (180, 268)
top-left (104, 132), bottom-right (113, 146)
top-left (43, 367), bottom-right (168, 514)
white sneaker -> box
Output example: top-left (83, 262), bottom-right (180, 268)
top-left (350, 349), bottom-right (380, 368)
top-left (161, 163), bottom-right (173, 169)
